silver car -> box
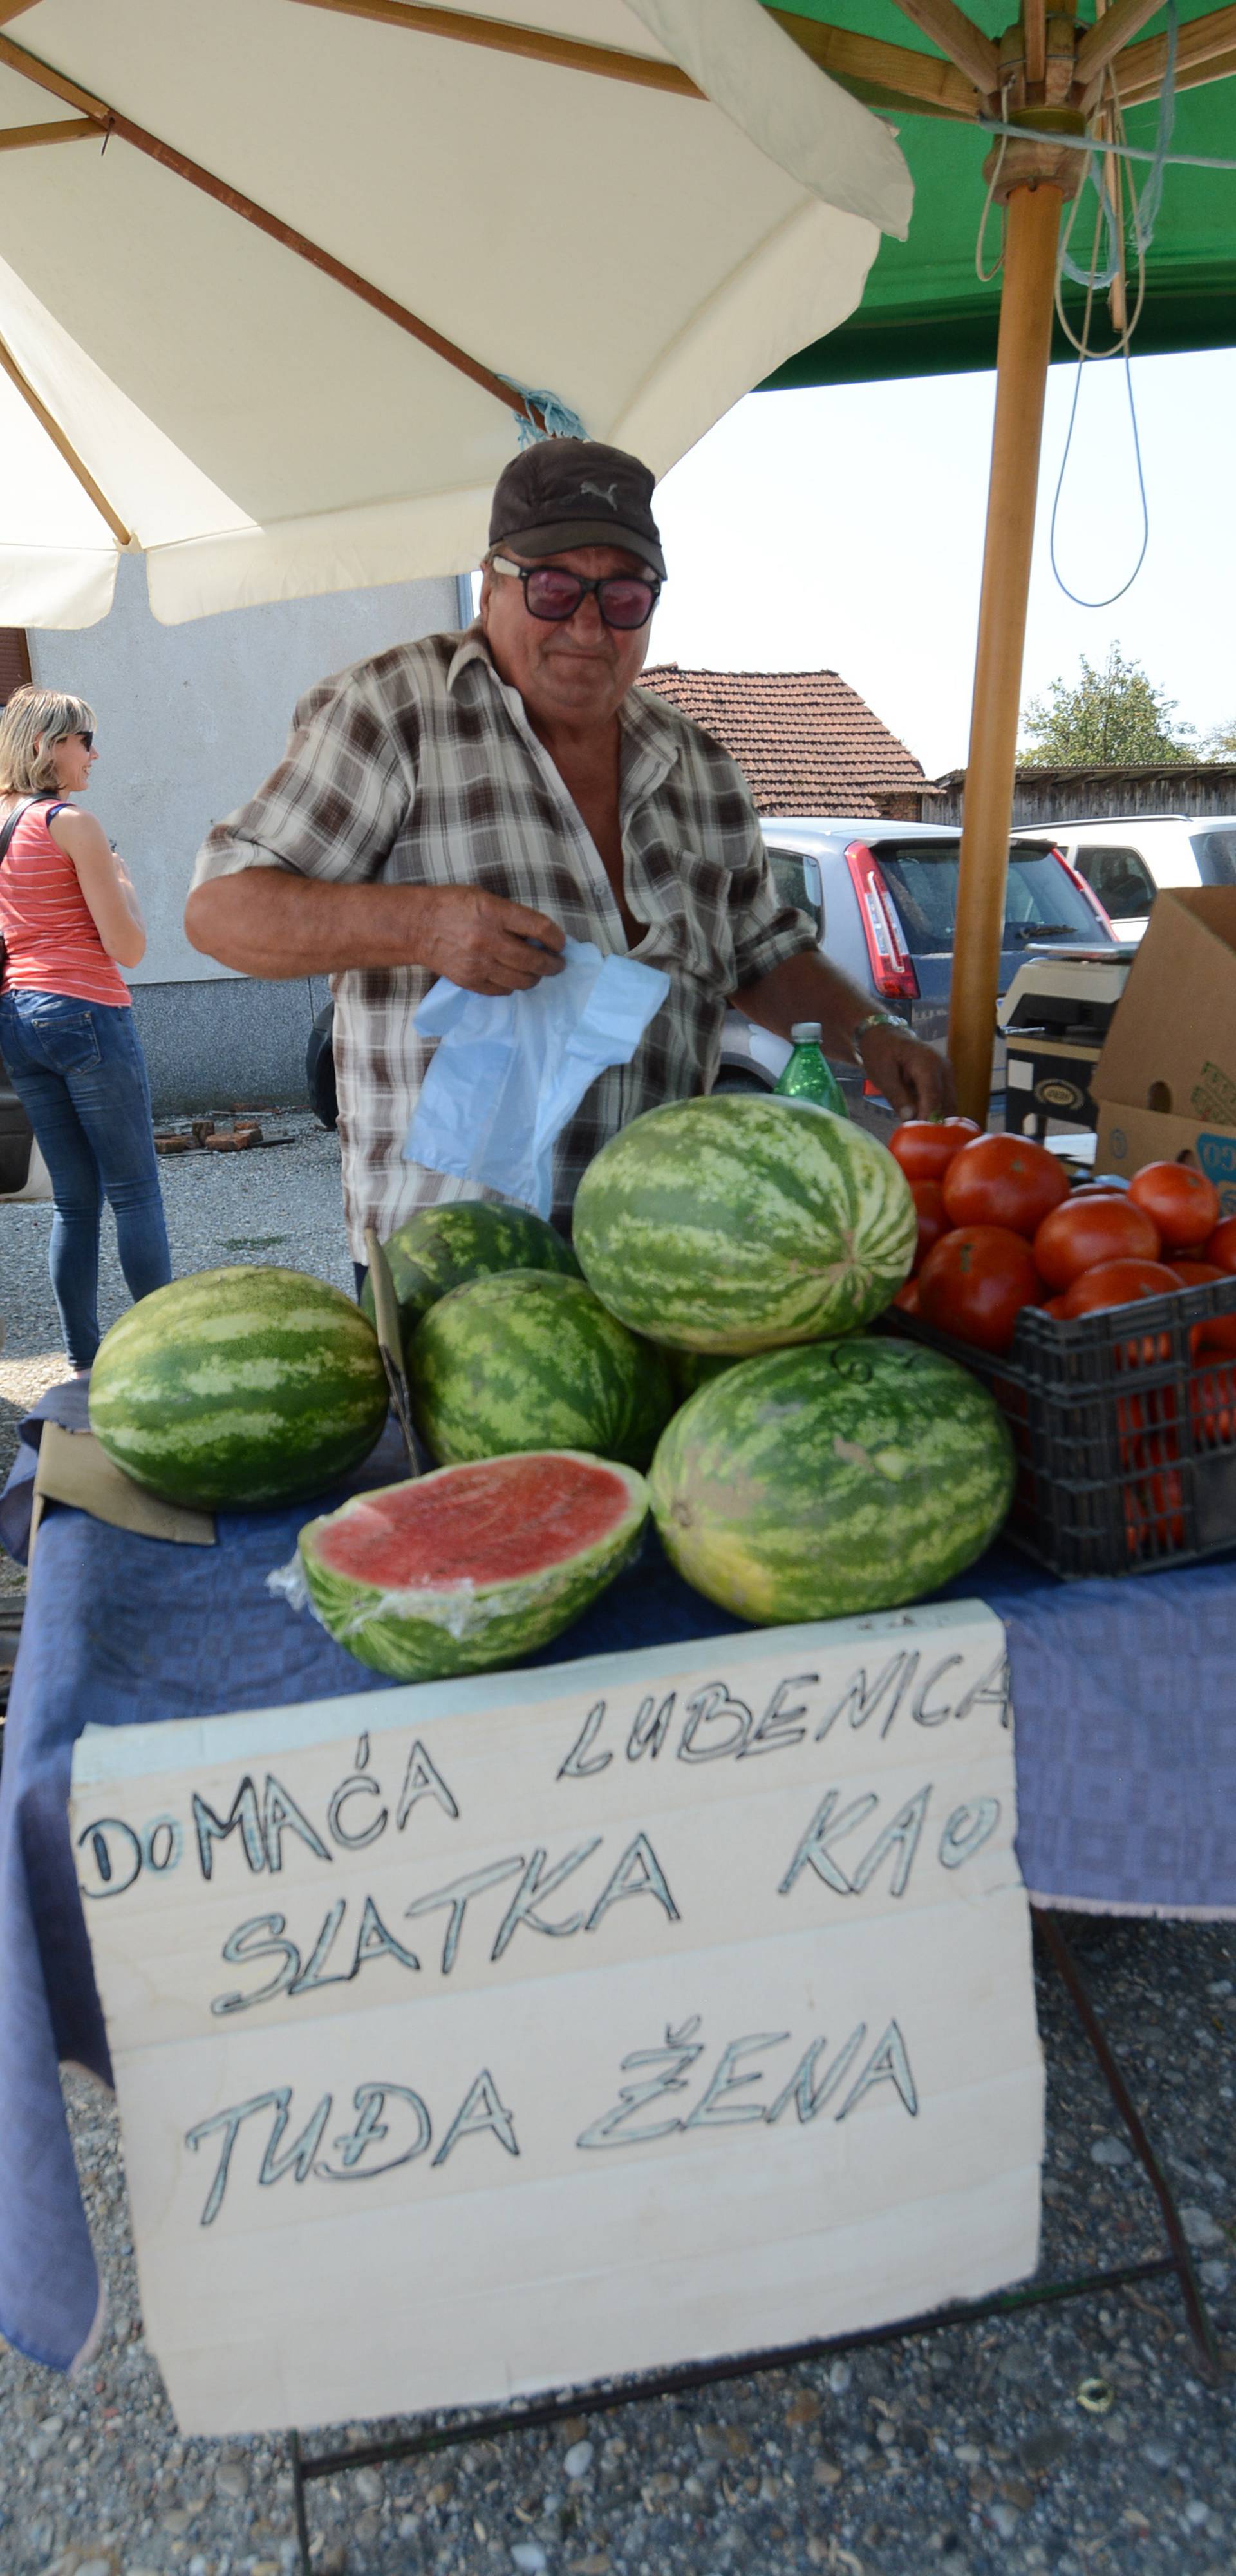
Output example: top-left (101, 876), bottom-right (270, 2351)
top-left (716, 815), bottom-right (1117, 1100)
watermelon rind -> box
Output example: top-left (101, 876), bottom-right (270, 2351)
top-left (573, 1095), bottom-right (917, 1353)
top-left (297, 1451), bottom-right (648, 1679)
top-left (649, 1334), bottom-right (1015, 1623)
top-left (409, 1269), bottom-right (675, 1471)
top-left (89, 1266), bottom-right (389, 1510)
top-left (360, 1200), bottom-right (580, 1352)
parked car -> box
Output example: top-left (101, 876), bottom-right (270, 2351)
top-left (0, 1050), bottom-right (51, 1204)
top-left (306, 817), bottom-right (1116, 1121)
top-left (1013, 814), bottom-right (1236, 942)
top-left (718, 816), bottom-right (1116, 1097)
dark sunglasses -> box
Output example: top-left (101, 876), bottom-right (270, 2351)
top-left (70, 730), bottom-right (94, 752)
top-left (491, 554), bottom-right (660, 631)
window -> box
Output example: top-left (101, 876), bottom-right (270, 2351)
top-left (870, 840), bottom-right (1099, 956)
top-left (1073, 845), bottom-right (1157, 918)
top-left (766, 849), bottom-right (823, 936)
top-left (0, 630), bottom-right (30, 706)
top-left (1192, 828), bottom-right (1236, 888)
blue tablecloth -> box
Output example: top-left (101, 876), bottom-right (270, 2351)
top-left (1, 1387), bottom-right (1234, 2380)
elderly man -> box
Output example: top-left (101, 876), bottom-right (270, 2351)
top-left (186, 440), bottom-right (951, 1265)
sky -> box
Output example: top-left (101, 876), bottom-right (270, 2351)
top-left (646, 345), bottom-right (1236, 782)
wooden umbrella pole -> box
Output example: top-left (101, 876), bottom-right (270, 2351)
top-left (947, 179), bottom-right (1063, 1123)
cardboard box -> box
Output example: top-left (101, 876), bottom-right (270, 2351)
top-left (1092, 887), bottom-right (1236, 1208)
top-left (1005, 1033), bottom-right (1102, 1135)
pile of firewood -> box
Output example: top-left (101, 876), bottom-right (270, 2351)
top-left (153, 1117), bottom-right (265, 1156)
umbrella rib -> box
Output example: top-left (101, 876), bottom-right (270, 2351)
top-left (886, 0), bottom-right (999, 100)
top-left (1074, 0), bottom-right (1166, 90)
top-left (283, 0), bottom-right (702, 95)
top-left (765, 14), bottom-right (980, 118)
top-left (0, 328), bottom-right (132, 545)
top-left (0, 118), bottom-right (97, 151)
top-left (0, 28), bottom-right (548, 432)
top-left (0, 1), bottom-right (39, 22)
top-left (1110, 4), bottom-right (1236, 105)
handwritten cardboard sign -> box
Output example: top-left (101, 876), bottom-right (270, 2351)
top-left (71, 1601), bottom-right (1043, 2436)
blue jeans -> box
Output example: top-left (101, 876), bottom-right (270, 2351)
top-left (0, 990), bottom-right (171, 1370)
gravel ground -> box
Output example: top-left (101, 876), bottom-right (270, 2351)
top-left (0, 1110), bottom-right (1233, 2576)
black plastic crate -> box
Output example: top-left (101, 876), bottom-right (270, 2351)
top-left (889, 1275), bottom-right (1236, 1580)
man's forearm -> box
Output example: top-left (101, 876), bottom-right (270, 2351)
top-left (185, 868), bottom-right (441, 979)
top-left (733, 951), bottom-right (874, 1059)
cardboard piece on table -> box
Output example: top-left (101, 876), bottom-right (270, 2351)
top-left (71, 1600), bottom-right (1044, 2439)
top-left (29, 1421), bottom-right (215, 1555)
top-left (1091, 888), bottom-right (1236, 1212)
top-left (364, 1226), bottom-right (418, 1477)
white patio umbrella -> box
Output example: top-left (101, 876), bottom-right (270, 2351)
top-left (0, 0), bottom-right (910, 627)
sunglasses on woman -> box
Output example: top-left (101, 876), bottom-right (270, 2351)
top-left (68, 730), bottom-right (94, 752)
top-left (490, 555), bottom-right (660, 632)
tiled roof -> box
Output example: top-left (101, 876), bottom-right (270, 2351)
top-left (638, 665), bottom-right (930, 817)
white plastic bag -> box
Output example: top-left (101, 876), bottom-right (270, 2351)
top-left (404, 936), bottom-right (670, 1217)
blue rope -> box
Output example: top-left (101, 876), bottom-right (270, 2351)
top-left (1058, 0), bottom-right (1178, 290)
top-left (1049, 351), bottom-right (1149, 609)
top-left (497, 378), bottom-right (589, 448)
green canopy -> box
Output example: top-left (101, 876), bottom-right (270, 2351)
top-left (760, 0), bottom-right (1236, 387)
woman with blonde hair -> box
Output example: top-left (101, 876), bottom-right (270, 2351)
top-left (0, 686), bottom-right (170, 1373)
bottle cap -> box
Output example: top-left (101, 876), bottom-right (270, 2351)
top-left (790, 1022), bottom-right (823, 1044)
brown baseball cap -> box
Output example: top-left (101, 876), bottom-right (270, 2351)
top-left (489, 438), bottom-right (666, 581)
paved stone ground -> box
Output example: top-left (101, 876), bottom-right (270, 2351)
top-left (0, 1112), bottom-right (1233, 2576)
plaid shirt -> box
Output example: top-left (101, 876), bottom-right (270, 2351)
top-left (192, 629), bottom-right (817, 1258)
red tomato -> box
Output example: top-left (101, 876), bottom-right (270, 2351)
top-left (1040, 1294), bottom-right (1073, 1320)
top-left (1059, 1258), bottom-right (1186, 1320)
top-left (1192, 1358), bottom-right (1236, 1448)
top-left (941, 1133), bottom-right (1069, 1238)
top-left (917, 1225), bottom-right (1042, 1355)
top-left (888, 1117), bottom-right (982, 1186)
top-left (1031, 1192), bottom-right (1161, 1290)
top-left (1128, 1160), bottom-right (1221, 1250)
top-left (909, 1179), bottom-right (948, 1274)
top-left (1172, 1259), bottom-right (1236, 1357)
top-left (1125, 1466), bottom-right (1185, 1557)
top-left (891, 1276), bottom-right (921, 1315)
top-left (1116, 1385), bottom-right (1179, 1470)
top-left (1204, 1215), bottom-right (1236, 1274)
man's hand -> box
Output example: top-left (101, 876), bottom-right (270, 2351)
top-left (859, 1021), bottom-right (956, 1119)
top-left (417, 886), bottom-right (565, 995)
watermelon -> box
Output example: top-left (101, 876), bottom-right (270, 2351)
top-left (297, 1450), bottom-right (648, 1678)
top-left (361, 1200), bottom-right (579, 1351)
top-left (89, 1266), bottom-right (389, 1510)
top-left (664, 1347), bottom-right (742, 1404)
top-left (573, 1095), bottom-right (916, 1353)
top-left (409, 1270), bottom-right (675, 1471)
top-left (649, 1334), bottom-right (1015, 1623)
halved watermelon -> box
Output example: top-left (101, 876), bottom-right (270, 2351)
top-left (297, 1450), bottom-right (648, 1679)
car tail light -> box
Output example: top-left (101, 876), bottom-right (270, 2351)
top-left (844, 843), bottom-right (919, 999)
top-left (1050, 844), bottom-right (1113, 931)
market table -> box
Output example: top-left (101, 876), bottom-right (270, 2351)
top-left (1, 1384), bottom-right (1234, 2384)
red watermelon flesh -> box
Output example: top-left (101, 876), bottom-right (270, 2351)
top-left (297, 1449), bottom-right (649, 1680)
top-left (315, 1454), bottom-right (634, 1588)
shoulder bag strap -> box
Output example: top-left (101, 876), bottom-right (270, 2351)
top-left (0, 795), bottom-right (54, 869)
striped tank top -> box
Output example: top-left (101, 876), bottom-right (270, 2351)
top-left (0, 798), bottom-right (131, 1009)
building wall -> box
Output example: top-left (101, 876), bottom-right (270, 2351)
top-left (931, 767), bottom-right (1236, 829)
top-left (29, 560), bottom-right (466, 1112)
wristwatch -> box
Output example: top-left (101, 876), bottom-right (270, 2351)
top-left (852, 1010), bottom-right (906, 1045)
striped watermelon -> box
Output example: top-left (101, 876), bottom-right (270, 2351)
top-left (89, 1267), bottom-right (389, 1509)
top-left (409, 1269), bottom-right (675, 1471)
top-left (298, 1450), bottom-right (648, 1678)
top-left (649, 1334), bottom-right (1014, 1622)
top-left (573, 1095), bottom-right (916, 1352)
top-left (362, 1200), bottom-right (579, 1351)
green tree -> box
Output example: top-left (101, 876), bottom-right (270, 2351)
top-left (1020, 645), bottom-right (1197, 766)
top-left (1204, 716), bottom-right (1236, 761)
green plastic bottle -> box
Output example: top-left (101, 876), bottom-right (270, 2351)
top-left (774, 1021), bottom-right (847, 1116)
